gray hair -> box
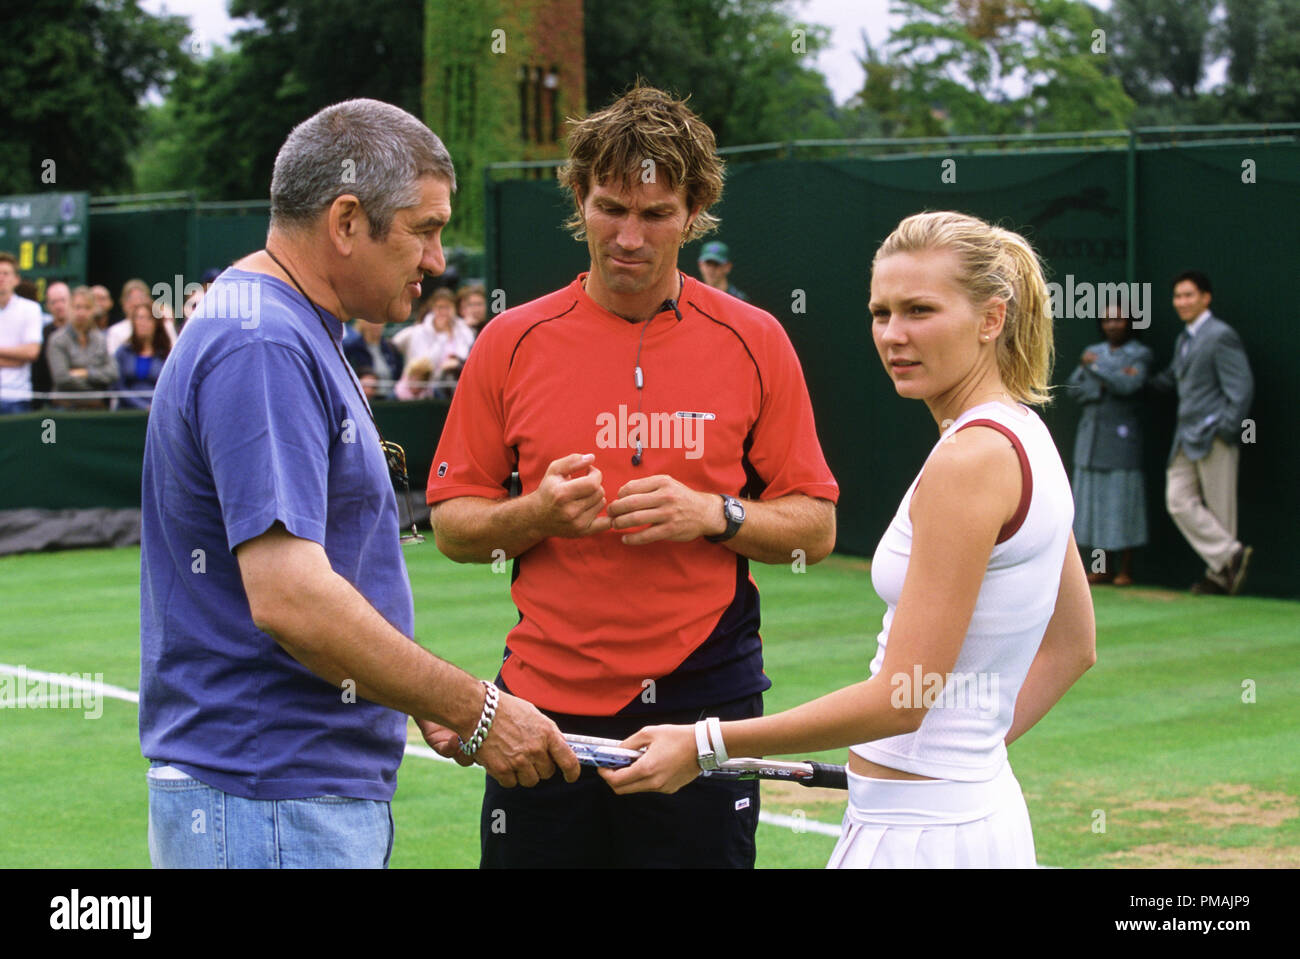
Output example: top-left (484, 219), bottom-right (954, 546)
top-left (270, 98), bottom-right (456, 239)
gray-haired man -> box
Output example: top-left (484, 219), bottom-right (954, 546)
top-left (139, 99), bottom-right (577, 869)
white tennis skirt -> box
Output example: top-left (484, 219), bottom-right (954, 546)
top-left (826, 761), bottom-right (1036, 868)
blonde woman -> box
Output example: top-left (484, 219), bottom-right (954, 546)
top-left (602, 211), bottom-right (1097, 868)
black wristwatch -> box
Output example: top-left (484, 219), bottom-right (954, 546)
top-left (705, 494), bottom-right (745, 543)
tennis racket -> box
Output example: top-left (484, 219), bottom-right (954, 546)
top-left (565, 733), bottom-right (848, 789)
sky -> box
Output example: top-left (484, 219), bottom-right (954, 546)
top-left (141, 0), bottom-right (895, 106)
top-left (799, 0), bottom-right (894, 104)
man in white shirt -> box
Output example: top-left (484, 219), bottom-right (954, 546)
top-left (0, 252), bottom-right (44, 414)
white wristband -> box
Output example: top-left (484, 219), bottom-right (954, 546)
top-left (695, 719), bottom-right (719, 771)
top-left (706, 716), bottom-right (728, 765)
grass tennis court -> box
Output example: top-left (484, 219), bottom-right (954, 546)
top-left (1, 545), bottom-right (1297, 868)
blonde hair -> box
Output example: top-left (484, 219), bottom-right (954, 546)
top-left (558, 83), bottom-right (724, 243)
top-left (874, 211), bottom-right (1055, 406)
top-left (456, 284), bottom-right (486, 311)
top-left (405, 356), bottom-right (434, 381)
top-left (120, 277), bottom-right (149, 303)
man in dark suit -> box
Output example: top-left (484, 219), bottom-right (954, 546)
top-left (1151, 271), bottom-right (1254, 594)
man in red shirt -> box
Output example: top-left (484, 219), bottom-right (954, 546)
top-left (426, 85), bottom-right (838, 867)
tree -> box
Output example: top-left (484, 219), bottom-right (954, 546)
top-left (1091, 0), bottom-right (1300, 126)
top-left (0, 0), bottom-right (188, 194)
top-left (843, 0), bottom-right (1133, 138)
top-left (1093, 0), bottom-right (1216, 124)
top-left (838, 32), bottom-right (909, 139)
top-left (879, 0), bottom-right (1036, 136)
top-left (135, 0), bottom-right (425, 200)
top-left (1216, 0), bottom-right (1300, 122)
top-left (1023, 0), bottom-right (1135, 132)
top-left (1098, 0), bottom-right (1216, 102)
top-left (133, 46), bottom-right (297, 200)
top-left (583, 0), bottom-right (842, 147)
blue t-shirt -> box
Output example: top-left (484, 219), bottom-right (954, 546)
top-left (139, 268), bottom-right (413, 801)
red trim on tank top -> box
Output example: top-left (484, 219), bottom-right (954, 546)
top-left (955, 418), bottom-right (1032, 543)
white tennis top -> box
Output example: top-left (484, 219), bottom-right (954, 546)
top-left (851, 400), bottom-right (1074, 781)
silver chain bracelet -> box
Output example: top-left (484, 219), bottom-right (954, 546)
top-left (459, 680), bottom-right (499, 757)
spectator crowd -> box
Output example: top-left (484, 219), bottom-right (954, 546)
top-left (0, 250), bottom-right (489, 413)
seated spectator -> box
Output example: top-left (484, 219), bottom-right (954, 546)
top-left (107, 279), bottom-right (177, 355)
top-left (1067, 306), bottom-right (1153, 586)
top-left (90, 285), bottom-right (114, 330)
top-left (343, 319), bottom-right (403, 400)
top-left (32, 281), bottom-right (72, 407)
top-left (457, 284), bottom-right (489, 333)
top-left (42, 281), bottom-right (71, 332)
top-left (393, 287), bottom-right (475, 396)
top-left (47, 286), bottom-right (119, 409)
top-left (117, 278), bottom-right (146, 324)
top-left (181, 267), bottom-right (224, 331)
top-left (353, 366), bottom-right (381, 399)
top-left (394, 355), bottom-right (435, 401)
top-left (425, 264), bottom-right (459, 298)
top-left (114, 301), bottom-right (171, 410)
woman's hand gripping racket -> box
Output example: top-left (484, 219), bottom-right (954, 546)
top-left (567, 733), bottom-right (848, 794)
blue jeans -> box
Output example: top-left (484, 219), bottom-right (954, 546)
top-left (0, 400), bottom-right (32, 415)
top-left (146, 763), bottom-right (394, 868)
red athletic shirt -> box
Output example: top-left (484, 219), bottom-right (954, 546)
top-left (427, 273), bottom-right (839, 715)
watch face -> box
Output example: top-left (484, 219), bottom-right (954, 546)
top-left (725, 499), bottom-right (745, 523)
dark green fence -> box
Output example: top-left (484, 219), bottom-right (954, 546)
top-left (484, 128), bottom-right (1300, 598)
top-left (86, 194), bottom-right (486, 307)
top-left (0, 401), bottom-right (449, 511)
top-left (87, 194), bottom-right (271, 304)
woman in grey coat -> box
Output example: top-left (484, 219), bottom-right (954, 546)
top-left (1067, 308), bottom-right (1153, 585)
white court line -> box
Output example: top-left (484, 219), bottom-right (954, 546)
top-left (403, 740), bottom-right (457, 765)
top-left (757, 810), bottom-right (843, 838)
top-left (2, 662), bottom-right (840, 838)
top-left (0, 663), bottom-right (139, 703)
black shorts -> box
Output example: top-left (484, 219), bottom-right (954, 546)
top-left (479, 692), bottom-right (762, 869)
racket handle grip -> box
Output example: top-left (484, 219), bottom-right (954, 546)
top-left (801, 762), bottom-right (848, 790)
